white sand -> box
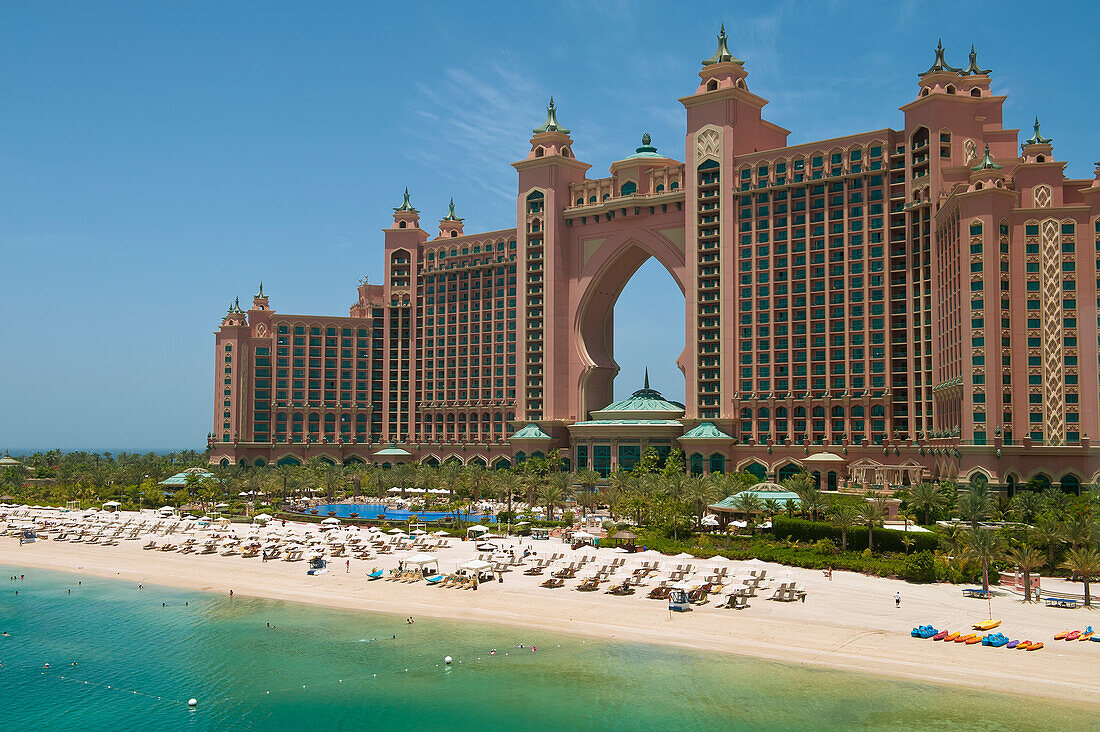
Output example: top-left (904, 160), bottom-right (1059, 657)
top-left (5, 517), bottom-right (1099, 705)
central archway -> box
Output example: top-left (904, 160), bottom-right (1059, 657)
top-left (572, 227), bottom-right (688, 418)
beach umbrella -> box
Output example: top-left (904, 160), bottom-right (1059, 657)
top-left (410, 529), bottom-right (427, 535)
top-left (321, 517), bottom-right (340, 525)
top-left (387, 528), bottom-right (406, 535)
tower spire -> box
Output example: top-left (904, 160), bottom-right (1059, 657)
top-left (1024, 116), bottom-right (1053, 147)
top-left (533, 97), bottom-right (570, 134)
top-left (644, 367), bottom-right (650, 390)
top-left (256, 281), bottom-right (265, 298)
top-left (964, 45), bottom-right (991, 75)
top-left (972, 144), bottom-right (1003, 171)
top-left (443, 197), bottom-right (461, 221)
top-left (921, 39), bottom-right (962, 75)
top-left (394, 187), bottom-right (417, 212)
top-left (701, 23), bottom-right (744, 66)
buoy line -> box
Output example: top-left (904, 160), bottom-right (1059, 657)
top-left (50, 673), bottom-right (196, 706)
top-left (257, 642), bottom-right (564, 696)
top-left (33, 641), bottom-right (565, 704)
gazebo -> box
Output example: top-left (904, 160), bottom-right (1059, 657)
top-left (709, 482), bottom-right (801, 527)
top-left (610, 530), bottom-right (638, 551)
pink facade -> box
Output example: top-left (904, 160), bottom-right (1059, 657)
top-left (210, 32), bottom-right (1100, 494)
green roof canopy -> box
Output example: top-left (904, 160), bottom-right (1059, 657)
top-left (625, 133), bottom-right (661, 159)
top-left (680, 421), bottom-right (732, 440)
top-left (510, 424), bottom-right (552, 440)
top-left (374, 444), bottom-right (412, 457)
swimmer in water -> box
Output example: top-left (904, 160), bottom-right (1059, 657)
top-left (490, 649), bottom-right (496, 655)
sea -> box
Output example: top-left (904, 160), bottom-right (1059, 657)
top-left (1, 564), bottom-right (1096, 731)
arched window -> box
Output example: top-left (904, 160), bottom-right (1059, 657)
top-left (709, 453), bottom-right (726, 475)
top-left (399, 221), bottom-right (406, 228)
top-left (920, 87), bottom-right (930, 97)
top-left (620, 181), bottom-right (637, 196)
top-left (689, 453), bottom-right (704, 475)
top-left (534, 146), bottom-right (544, 158)
top-left (945, 84), bottom-right (956, 95)
top-left (970, 87), bottom-right (981, 97)
top-left (706, 79), bottom-right (718, 92)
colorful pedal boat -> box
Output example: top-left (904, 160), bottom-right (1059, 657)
top-left (983, 633), bottom-right (1010, 647)
top-left (954, 633), bottom-right (977, 643)
top-left (1054, 630), bottom-right (1072, 640)
top-left (932, 630), bottom-right (950, 641)
top-left (1017, 641), bottom-right (1033, 650)
top-left (1027, 642), bottom-right (1044, 651)
top-left (971, 619), bottom-right (1001, 631)
top-left (1066, 630), bottom-right (1082, 641)
top-left (1006, 640), bottom-right (1021, 649)
top-left (911, 625), bottom-right (939, 639)
top-left (943, 631), bottom-right (961, 642)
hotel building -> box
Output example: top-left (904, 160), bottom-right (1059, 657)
top-left (210, 31), bottom-right (1100, 494)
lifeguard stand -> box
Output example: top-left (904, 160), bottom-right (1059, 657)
top-left (669, 587), bottom-right (692, 612)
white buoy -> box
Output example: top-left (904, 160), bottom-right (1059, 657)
top-left (444, 656), bottom-right (453, 665)
top-left (188, 698), bottom-right (197, 707)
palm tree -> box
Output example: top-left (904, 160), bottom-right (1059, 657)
top-left (1006, 543), bottom-right (1044, 602)
top-left (907, 482), bottom-right (949, 525)
top-left (762, 498), bottom-right (783, 521)
top-left (828, 502), bottom-right (861, 552)
top-left (549, 472), bottom-right (574, 518)
top-left (1060, 546), bottom-right (1100, 607)
top-left (1011, 490), bottom-right (1044, 524)
top-left (1032, 513), bottom-right (1064, 570)
top-left (535, 482), bottom-right (565, 521)
top-left (494, 470), bottom-right (522, 519)
top-left (575, 469), bottom-right (601, 501)
top-left (682, 476), bottom-right (719, 527)
top-left (732, 492), bottom-right (763, 533)
top-left (1062, 515), bottom-right (1094, 550)
top-left (1041, 485), bottom-right (1072, 517)
top-left (956, 483), bottom-right (993, 530)
top-left (857, 498), bottom-right (887, 551)
top-left (962, 528), bottom-right (1004, 594)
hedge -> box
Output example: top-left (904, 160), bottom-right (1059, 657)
top-left (771, 517), bottom-right (941, 553)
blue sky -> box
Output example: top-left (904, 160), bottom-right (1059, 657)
top-left (1, 1), bottom-right (1097, 451)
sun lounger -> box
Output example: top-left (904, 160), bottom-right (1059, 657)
top-left (1045, 597), bottom-right (1080, 608)
top-left (540, 578), bottom-right (565, 589)
top-left (142, 541), bottom-right (158, 550)
top-left (647, 586), bottom-right (672, 600)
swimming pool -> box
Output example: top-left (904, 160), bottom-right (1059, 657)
top-left (309, 504), bottom-right (494, 522)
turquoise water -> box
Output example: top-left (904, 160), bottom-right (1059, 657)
top-left (1, 565), bottom-right (1098, 731)
top-left (311, 503), bottom-right (493, 522)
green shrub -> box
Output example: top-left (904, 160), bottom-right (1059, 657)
top-left (560, 510), bottom-right (575, 525)
top-left (903, 550), bottom-right (936, 583)
top-left (771, 516), bottom-right (940, 554)
top-left (813, 538), bottom-right (836, 556)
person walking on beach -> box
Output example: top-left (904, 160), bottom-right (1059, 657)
top-left (894, 591), bottom-right (901, 609)
top-left (346, 560), bottom-right (350, 573)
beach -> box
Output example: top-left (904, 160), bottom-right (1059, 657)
top-left (4, 520), bottom-right (1098, 707)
